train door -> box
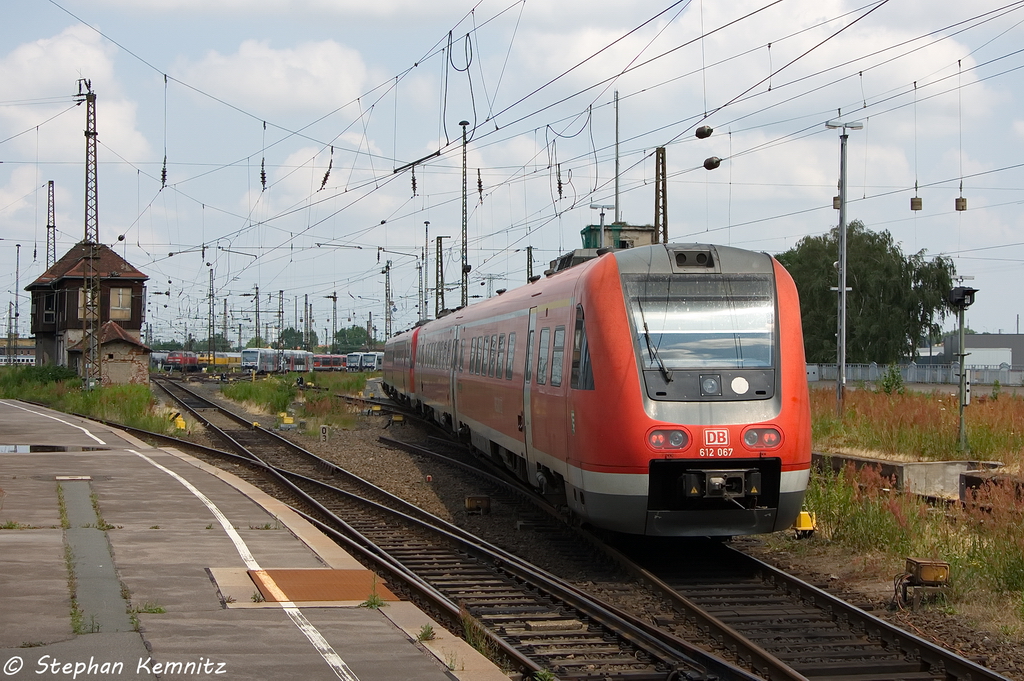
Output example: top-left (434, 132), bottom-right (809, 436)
top-left (521, 307), bottom-right (538, 470)
top-left (450, 327), bottom-right (462, 425)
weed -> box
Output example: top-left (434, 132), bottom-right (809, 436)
top-left (133, 602), bottom-right (166, 614)
top-left (416, 624), bottom-right (436, 641)
top-left (224, 595), bottom-right (236, 604)
top-left (251, 591), bottom-right (265, 603)
top-left (444, 650), bottom-right (461, 672)
top-left (360, 576), bottom-right (386, 609)
top-left (878, 363), bottom-right (905, 395)
top-left (0, 520), bottom-right (28, 529)
top-left (149, 525), bottom-right (160, 529)
top-left (533, 670), bottom-right (558, 681)
top-left (206, 524), bottom-right (213, 530)
top-left (249, 522), bottom-right (277, 530)
top-left (460, 606), bottom-right (495, 658)
top-left (19, 642), bottom-right (44, 648)
top-left (57, 483), bottom-right (69, 530)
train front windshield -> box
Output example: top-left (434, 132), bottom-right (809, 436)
top-left (623, 273), bottom-right (775, 370)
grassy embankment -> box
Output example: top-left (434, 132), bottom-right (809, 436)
top-left (788, 384), bottom-right (1024, 637)
top-left (220, 371), bottom-right (371, 432)
top-left (0, 365), bottom-right (175, 434)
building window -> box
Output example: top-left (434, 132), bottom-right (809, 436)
top-left (77, 289), bottom-right (99, 321)
top-left (43, 293), bottom-right (56, 324)
top-left (110, 288), bottom-right (132, 321)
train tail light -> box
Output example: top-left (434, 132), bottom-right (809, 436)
top-left (742, 427), bottom-right (782, 450)
top-left (648, 429), bottom-right (689, 450)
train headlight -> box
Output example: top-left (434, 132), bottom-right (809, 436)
top-left (648, 429), bottom-right (689, 450)
top-left (742, 427), bottom-right (782, 450)
top-left (699, 374), bottom-right (721, 396)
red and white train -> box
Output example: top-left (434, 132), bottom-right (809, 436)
top-left (383, 243), bottom-right (811, 537)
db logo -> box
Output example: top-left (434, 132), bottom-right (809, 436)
top-left (704, 429), bottom-right (729, 446)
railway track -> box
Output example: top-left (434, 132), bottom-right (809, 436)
top-left (150, 376), bottom-right (754, 681)
top-left (151, 377), bottom-right (1011, 681)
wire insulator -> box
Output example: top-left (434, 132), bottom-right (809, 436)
top-left (477, 168), bottom-right (483, 203)
top-left (411, 167), bottom-right (417, 196)
top-left (556, 163), bottom-right (563, 200)
top-left (260, 158), bottom-right (267, 191)
top-left (161, 155), bottom-right (167, 188)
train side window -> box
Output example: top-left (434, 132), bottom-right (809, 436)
top-left (469, 337), bottom-right (477, 374)
top-left (488, 334), bottom-right (498, 376)
top-left (525, 330), bottom-right (535, 383)
top-left (550, 326), bottom-right (566, 387)
top-left (505, 332), bottom-right (516, 380)
top-left (459, 338), bottom-right (465, 372)
top-left (496, 334), bottom-right (506, 379)
top-left (536, 327), bottom-right (551, 385)
top-left (474, 336), bottom-right (482, 374)
top-left (571, 305), bottom-right (595, 390)
top-left (483, 335), bottom-right (490, 375)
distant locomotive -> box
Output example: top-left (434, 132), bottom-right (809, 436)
top-left (383, 243), bottom-right (811, 537)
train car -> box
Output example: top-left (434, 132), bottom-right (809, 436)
top-left (240, 348), bottom-right (279, 373)
top-left (383, 243), bottom-right (811, 538)
top-left (346, 352), bottom-right (366, 372)
top-left (360, 351), bottom-right (384, 372)
top-left (165, 351), bottom-right (199, 372)
top-left (0, 354), bottom-right (36, 366)
top-left (198, 352), bottom-right (242, 370)
top-left (313, 354), bottom-right (347, 371)
top-left (150, 351), bottom-right (169, 370)
top-left (280, 349), bottom-right (313, 373)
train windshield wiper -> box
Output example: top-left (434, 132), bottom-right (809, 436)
top-left (636, 298), bottom-right (672, 383)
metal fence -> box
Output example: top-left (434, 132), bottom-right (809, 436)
top-left (809, 362), bottom-right (1024, 386)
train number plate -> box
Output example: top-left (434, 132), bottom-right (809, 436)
top-left (699, 447), bottom-right (733, 457)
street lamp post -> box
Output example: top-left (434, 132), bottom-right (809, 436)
top-left (826, 119), bottom-right (863, 418)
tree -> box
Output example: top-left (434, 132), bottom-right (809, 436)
top-left (196, 333), bottom-right (232, 352)
top-left (775, 220), bottom-right (955, 364)
top-left (333, 325), bottom-right (369, 353)
top-left (279, 327), bottom-right (304, 348)
top-left (150, 339), bottom-right (183, 351)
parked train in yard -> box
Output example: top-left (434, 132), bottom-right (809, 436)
top-left (383, 243), bottom-right (811, 537)
top-left (240, 348), bottom-right (315, 373)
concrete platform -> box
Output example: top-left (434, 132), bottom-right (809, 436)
top-left (0, 399), bottom-right (510, 681)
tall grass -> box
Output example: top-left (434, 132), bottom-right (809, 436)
top-left (810, 385), bottom-right (1024, 464)
top-left (0, 366), bottom-right (172, 433)
top-left (221, 376), bottom-right (297, 413)
top-left (806, 463), bottom-right (1024, 605)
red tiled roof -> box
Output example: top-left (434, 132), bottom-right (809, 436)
top-left (28, 241), bottom-right (147, 289)
top-left (67, 321), bottom-right (151, 353)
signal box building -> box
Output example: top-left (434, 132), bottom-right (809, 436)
top-left (26, 241), bottom-right (150, 380)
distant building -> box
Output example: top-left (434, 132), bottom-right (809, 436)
top-left (26, 241), bottom-right (150, 383)
top-left (943, 333), bottom-right (1024, 366)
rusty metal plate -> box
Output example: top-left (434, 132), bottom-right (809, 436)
top-left (248, 569), bottom-right (399, 603)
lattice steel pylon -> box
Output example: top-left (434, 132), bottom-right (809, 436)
top-left (654, 146), bottom-right (668, 243)
top-left (46, 180), bottom-right (56, 269)
top-left (76, 79), bottom-right (102, 387)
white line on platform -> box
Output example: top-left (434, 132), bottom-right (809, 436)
top-left (129, 449), bottom-right (359, 681)
top-left (0, 400), bottom-right (107, 444)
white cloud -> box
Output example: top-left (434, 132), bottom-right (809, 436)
top-left (174, 39), bottom-right (368, 117)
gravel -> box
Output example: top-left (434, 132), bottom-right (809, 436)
top-left (180, 380), bottom-right (1024, 680)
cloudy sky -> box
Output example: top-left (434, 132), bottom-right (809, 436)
top-left (3, 0), bottom-right (1024, 347)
